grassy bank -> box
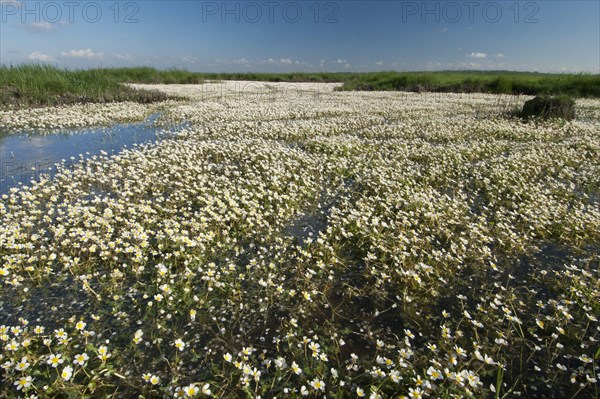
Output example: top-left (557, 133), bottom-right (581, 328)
top-left (0, 65), bottom-right (176, 108)
top-left (202, 71), bottom-right (349, 82)
top-left (207, 70), bottom-right (600, 97)
top-left (0, 66), bottom-right (348, 108)
top-left (336, 70), bottom-right (600, 97)
top-left (2, 65), bottom-right (599, 109)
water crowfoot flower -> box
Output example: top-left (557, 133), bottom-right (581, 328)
top-left (47, 354), bottom-right (64, 368)
top-left (291, 361), bottom-right (302, 375)
top-left (15, 356), bottom-right (30, 371)
top-left (73, 353), bottom-right (89, 366)
top-left (183, 384), bottom-right (199, 396)
top-left (174, 338), bottom-right (186, 351)
top-left (310, 379), bottom-right (325, 391)
top-left (61, 365), bottom-right (73, 381)
top-left (14, 376), bottom-right (33, 391)
top-left (150, 375), bottom-right (160, 385)
top-left (0, 83), bottom-right (598, 398)
top-left (97, 346), bottom-right (111, 362)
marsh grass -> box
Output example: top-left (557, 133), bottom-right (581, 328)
top-left (336, 71), bottom-right (600, 97)
top-left (97, 66), bottom-right (206, 84)
top-left (0, 65), bottom-right (175, 108)
top-left (2, 66), bottom-right (598, 110)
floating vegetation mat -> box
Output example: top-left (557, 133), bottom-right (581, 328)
top-left (0, 83), bottom-right (599, 398)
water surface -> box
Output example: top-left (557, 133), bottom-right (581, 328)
top-left (0, 114), bottom-right (179, 195)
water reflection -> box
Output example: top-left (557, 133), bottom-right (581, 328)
top-left (0, 114), bottom-right (181, 195)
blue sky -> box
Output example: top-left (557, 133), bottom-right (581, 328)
top-left (1, 0), bottom-right (598, 72)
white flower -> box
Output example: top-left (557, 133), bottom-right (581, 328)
top-left (15, 357), bottom-right (30, 371)
top-left (47, 354), bottom-right (64, 368)
top-left (98, 345), bottom-right (111, 361)
top-left (330, 367), bottom-right (338, 379)
top-left (14, 376), bottom-right (32, 390)
top-left (174, 338), bottom-right (185, 351)
top-left (61, 365), bottom-right (73, 381)
top-left (274, 357), bottom-right (287, 370)
top-left (291, 361), bottom-right (302, 375)
top-left (73, 353), bottom-right (89, 366)
top-left (184, 384), bottom-right (199, 396)
top-left (310, 378), bottom-right (325, 391)
top-left (408, 387), bottom-right (423, 399)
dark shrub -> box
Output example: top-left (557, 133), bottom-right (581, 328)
top-left (355, 83), bottom-right (374, 91)
top-left (520, 95), bottom-right (575, 121)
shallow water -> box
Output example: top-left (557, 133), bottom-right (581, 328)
top-left (0, 114), bottom-right (180, 196)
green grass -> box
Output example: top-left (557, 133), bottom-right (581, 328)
top-left (0, 66), bottom-right (350, 109)
top-left (336, 70), bottom-right (600, 97)
top-left (0, 65), bottom-right (178, 108)
top-left (2, 65), bottom-right (599, 109)
top-left (201, 71), bottom-right (350, 82)
top-left (93, 66), bottom-right (205, 84)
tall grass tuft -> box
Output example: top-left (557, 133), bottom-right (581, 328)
top-left (336, 71), bottom-right (600, 97)
top-left (0, 65), bottom-right (174, 108)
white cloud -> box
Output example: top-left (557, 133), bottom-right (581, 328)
top-left (256, 58), bottom-right (296, 66)
top-left (426, 61), bottom-right (443, 70)
top-left (494, 53), bottom-right (505, 58)
top-left (61, 48), bottom-right (104, 61)
top-left (232, 58), bottom-right (249, 65)
top-left (19, 20), bottom-right (69, 33)
top-left (467, 52), bottom-right (488, 59)
top-left (422, 60), bottom-right (521, 71)
top-left (181, 56), bottom-right (198, 64)
top-left (28, 51), bottom-right (54, 62)
top-left (113, 53), bottom-right (133, 61)
top-left (337, 58), bottom-right (347, 64)
top-left (375, 61), bottom-right (384, 66)
top-left (21, 21), bottom-right (56, 33)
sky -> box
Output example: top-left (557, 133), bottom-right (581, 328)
top-left (1, 0), bottom-right (599, 73)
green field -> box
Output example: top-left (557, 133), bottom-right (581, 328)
top-left (336, 70), bottom-right (600, 97)
top-left (1, 65), bottom-right (599, 109)
top-left (0, 65), bottom-right (174, 108)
